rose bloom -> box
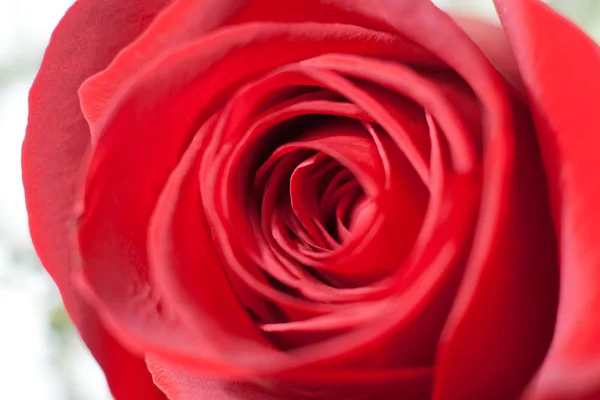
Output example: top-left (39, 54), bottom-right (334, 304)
top-left (22, 0), bottom-right (600, 399)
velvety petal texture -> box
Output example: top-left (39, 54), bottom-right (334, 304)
top-left (493, 0), bottom-right (600, 398)
top-left (22, 0), bottom-right (599, 399)
top-left (22, 0), bottom-right (172, 398)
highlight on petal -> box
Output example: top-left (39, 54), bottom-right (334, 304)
top-left (22, 0), bottom-right (171, 398)
top-left (493, 0), bottom-right (600, 398)
top-left (451, 15), bottom-right (524, 93)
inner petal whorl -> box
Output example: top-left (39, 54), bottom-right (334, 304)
top-left (244, 116), bottom-right (427, 290)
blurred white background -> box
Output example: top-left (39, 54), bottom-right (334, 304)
top-left (0, 0), bottom-right (598, 399)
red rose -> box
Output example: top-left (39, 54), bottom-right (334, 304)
top-left (22, 0), bottom-right (600, 399)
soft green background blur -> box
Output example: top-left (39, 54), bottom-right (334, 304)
top-left (0, 1), bottom-right (597, 399)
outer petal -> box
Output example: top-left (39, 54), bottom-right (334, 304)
top-left (493, 0), bottom-right (600, 398)
top-left (22, 0), bottom-right (171, 398)
top-left (79, 0), bottom-right (440, 137)
top-left (432, 99), bottom-right (558, 400)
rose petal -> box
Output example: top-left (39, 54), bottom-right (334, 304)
top-left (142, 21), bottom-right (479, 388)
top-left (205, 104), bottom-right (378, 322)
top-left (152, 114), bottom-right (444, 382)
top-left (310, 1), bottom-right (557, 398)
top-left (22, 0), bottom-right (171, 397)
top-left (79, 0), bottom-right (441, 138)
top-left (148, 112), bottom-right (285, 366)
top-left (494, 0), bottom-right (600, 398)
top-left (433, 98), bottom-right (558, 400)
top-left (301, 55), bottom-right (478, 170)
top-left (126, 2), bottom-right (481, 390)
top-left (160, 67), bottom-right (479, 380)
top-left (76, 21), bottom-right (436, 372)
top-left (147, 356), bottom-right (433, 400)
top-left (452, 15), bottom-right (524, 94)
top-left (219, 93), bottom-right (388, 304)
top-left (252, 118), bottom-right (416, 279)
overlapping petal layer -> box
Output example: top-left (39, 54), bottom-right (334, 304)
top-left (494, 0), bottom-right (600, 398)
top-left (24, 0), bottom-right (586, 399)
top-left (22, 0), bottom-right (172, 397)
top-left (75, 1), bottom-right (557, 397)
